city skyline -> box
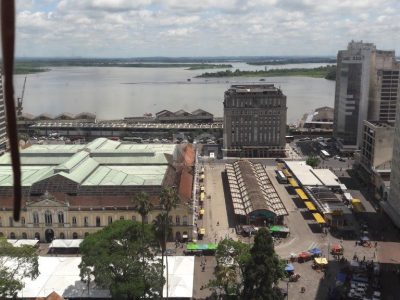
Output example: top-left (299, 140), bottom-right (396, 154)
top-left (16, 0), bottom-right (400, 57)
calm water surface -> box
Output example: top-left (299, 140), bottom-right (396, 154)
top-left (14, 63), bottom-right (335, 123)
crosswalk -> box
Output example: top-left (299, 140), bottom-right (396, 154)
top-left (307, 242), bottom-right (320, 250)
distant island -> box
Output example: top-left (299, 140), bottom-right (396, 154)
top-left (185, 64), bottom-right (232, 70)
top-left (196, 65), bottom-right (337, 80)
top-left (14, 64), bottom-right (50, 75)
top-left (13, 59), bottom-right (232, 74)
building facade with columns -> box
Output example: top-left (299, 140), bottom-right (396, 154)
top-left (0, 138), bottom-right (195, 242)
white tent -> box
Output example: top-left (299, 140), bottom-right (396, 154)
top-left (49, 239), bottom-right (83, 248)
top-left (18, 256), bottom-right (194, 299)
top-left (7, 239), bottom-right (39, 247)
top-left (163, 256), bottom-right (195, 298)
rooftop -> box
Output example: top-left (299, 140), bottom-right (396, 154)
top-left (0, 138), bottom-right (178, 189)
top-left (226, 160), bottom-right (288, 217)
top-left (228, 84), bottom-right (281, 93)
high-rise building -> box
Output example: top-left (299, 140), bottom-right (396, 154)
top-left (0, 72), bottom-right (6, 151)
top-left (223, 84), bottom-right (287, 158)
top-left (333, 41), bottom-right (400, 153)
top-left (383, 96), bottom-right (400, 227)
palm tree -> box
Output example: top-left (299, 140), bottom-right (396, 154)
top-left (134, 191), bottom-right (152, 231)
top-left (153, 212), bottom-right (172, 298)
top-left (160, 187), bottom-right (179, 299)
top-left (133, 191), bottom-right (152, 294)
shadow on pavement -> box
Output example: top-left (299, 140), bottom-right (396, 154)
top-left (308, 223), bottom-right (323, 234)
top-left (221, 171), bottom-right (236, 228)
top-left (293, 197), bottom-right (306, 209)
top-left (301, 210), bottom-right (315, 221)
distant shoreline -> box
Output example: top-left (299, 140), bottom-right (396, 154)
top-left (13, 61), bottom-right (233, 75)
top-left (196, 65), bottom-right (336, 80)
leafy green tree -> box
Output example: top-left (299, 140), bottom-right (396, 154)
top-left (0, 237), bottom-right (39, 298)
top-left (242, 228), bottom-right (285, 300)
top-left (153, 212), bottom-right (172, 298)
top-left (306, 155), bottom-right (320, 168)
top-left (79, 220), bottom-right (163, 300)
top-left (159, 187), bottom-right (179, 299)
top-left (207, 238), bottom-right (250, 297)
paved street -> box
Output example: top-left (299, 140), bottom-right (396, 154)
top-left (189, 155), bottom-right (400, 299)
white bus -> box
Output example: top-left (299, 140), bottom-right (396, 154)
top-left (276, 170), bottom-right (288, 184)
top-left (320, 149), bottom-right (330, 159)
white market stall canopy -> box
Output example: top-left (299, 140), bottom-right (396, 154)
top-left (7, 239), bottom-right (39, 247)
top-left (163, 256), bottom-right (195, 298)
top-left (49, 239), bottom-right (83, 248)
top-left (17, 256), bottom-right (194, 299)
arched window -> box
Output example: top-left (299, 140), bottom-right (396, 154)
top-left (45, 211), bottom-right (52, 226)
top-left (85, 232), bottom-right (89, 237)
top-left (33, 212), bottom-right (39, 225)
top-left (58, 212), bottom-right (64, 224)
top-left (0, 232), bottom-right (3, 237)
top-left (9, 217), bottom-right (13, 227)
top-left (21, 217), bottom-right (25, 225)
top-left (84, 216), bottom-right (89, 227)
top-left (22, 232), bottom-right (27, 239)
top-left (120, 216), bottom-right (124, 220)
top-left (132, 215), bottom-right (136, 222)
top-left (60, 233), bottom-right (65, 239)
top-left (96, 216), bottom-right (101, 227)
top-left (108, 216), bottom-right (113, 225)
top-left (73, 232), bottom-right (78, 239)
top-left (0, 217), bottom-right (2, 227)
top-left (175, 216), bottom-right (180, 225)
top-left (34, 232), bottom-right (40, 240)
top-left (10, 232), bottom-right (16, 239)
top-left (182, 216), bottom-right (188, 226)
top-left (72, 216), bottom-right (77, 225)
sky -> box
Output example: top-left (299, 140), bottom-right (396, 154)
top-left (15, 0), bottom-right (400, 57)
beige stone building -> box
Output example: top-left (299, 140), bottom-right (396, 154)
top-left (223, 84), bottom-right (287, 158)
top-left (0, 138), bottom-right (195, 242)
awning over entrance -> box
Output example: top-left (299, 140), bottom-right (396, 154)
top-left (289, 178), bottom-right (299, 188)
top-left (304, 201), bottom-right (316, 211)
top-left (312, 213), bottom-right (326, 224)
top-left (295, 188), bottom-right (308, 200)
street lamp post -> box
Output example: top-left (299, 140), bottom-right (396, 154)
top-left (286, 280), bottom-right (289, 299)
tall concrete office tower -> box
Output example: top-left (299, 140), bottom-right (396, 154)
top-left (383, 95), bottom-right (400, 227)
top-left (333, 41), bottom-right (400, 153)
top-left (223, 84), bottom-right (287, 158)
top-left (0, 72), bottom-right (6, 150)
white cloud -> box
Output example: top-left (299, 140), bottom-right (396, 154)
top-left (14, 0), bottom-right (400, 57)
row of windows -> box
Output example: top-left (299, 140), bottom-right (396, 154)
top-left (0, 213), bottom-right (189, 227)
top-left (0, 231), bottom-right (87, 240)
top-left (1, 230), bottom-right (192, 241)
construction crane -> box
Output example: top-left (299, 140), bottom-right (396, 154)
top-left (16, 76), bottom-right (27, 116)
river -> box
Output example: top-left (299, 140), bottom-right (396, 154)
top-left (14, 62), bottom-right (335, 123)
